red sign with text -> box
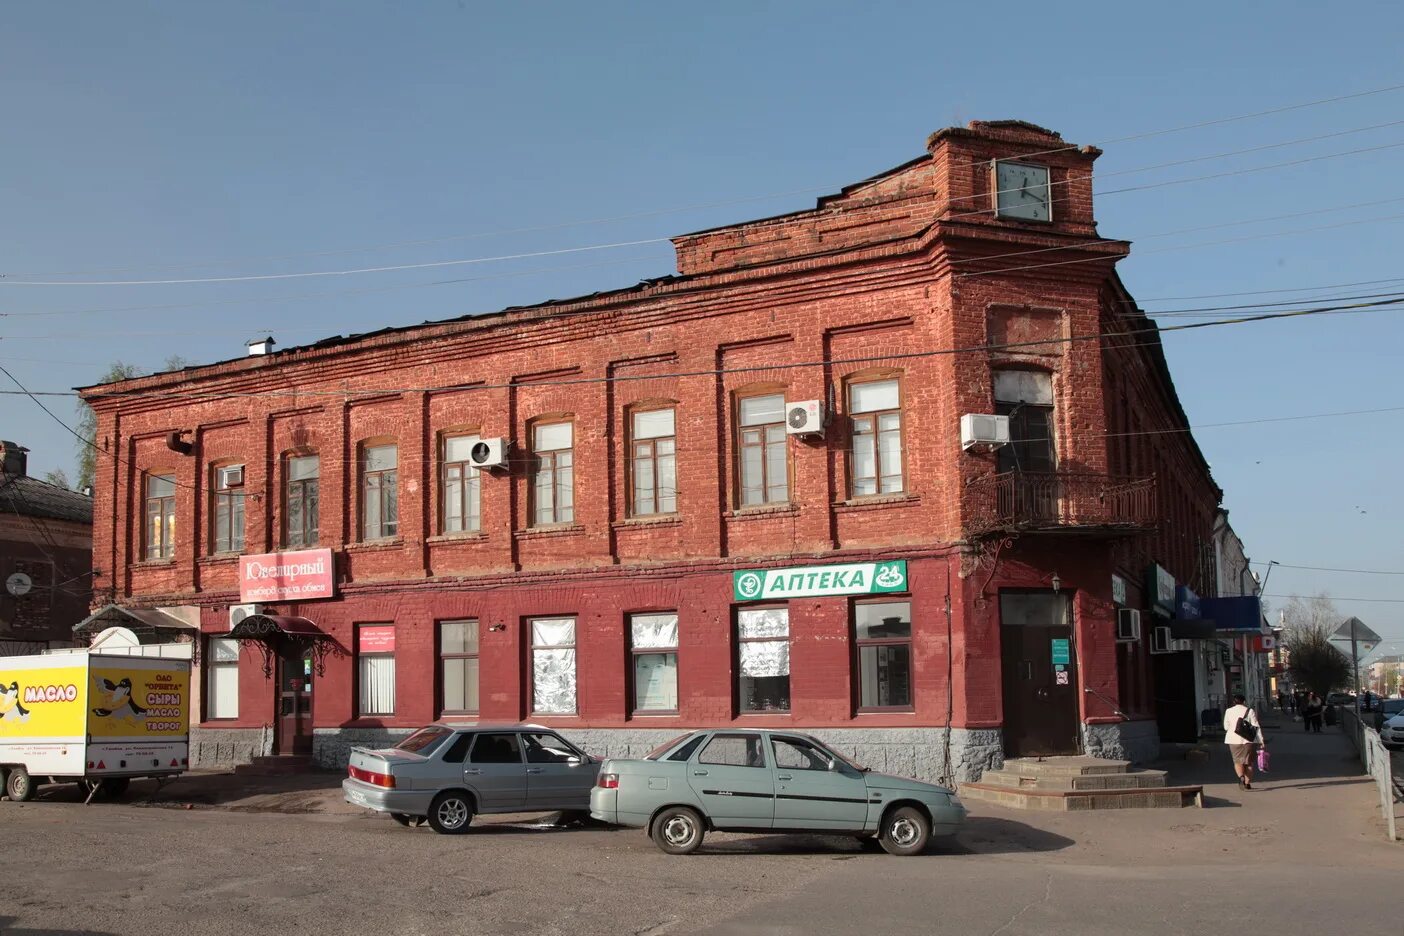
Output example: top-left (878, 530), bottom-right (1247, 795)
top-left (358, 626), bottom-right (396, 653)
top-left (239, 548), bottom-right (335, 603)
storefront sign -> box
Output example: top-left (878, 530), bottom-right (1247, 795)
top-left (733, 560), bottom-right (907, 601)
top-left (1146, 564), bottom-right (1176, 618)
top-left (1055, 670), bottom-right (1070, 686)
top-left (1175, 585), bottom-right (1201, 620)
top-left (1051, 639), bottom-right (1071, 665)
top-left (358, 626), bottom-right (395, 653)
top-left (239, 548), bottom-right (335, 603)
top-left (1111, 574), bottom-right (1127, 607)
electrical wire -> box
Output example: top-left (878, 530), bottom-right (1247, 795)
top-left (1251, 562), bottom-right (1404, 576)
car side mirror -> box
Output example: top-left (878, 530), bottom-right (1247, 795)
top-left (567, 755), bottom-right (583, 765)
top-left (827, 759), bottom-right (840, 772)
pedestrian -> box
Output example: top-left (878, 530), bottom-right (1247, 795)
top-left (1302, 692), bottom-right (1324, 733)
top-left (1223, 692), bottom-right (1265, 790)
top-left (1277, 691), bottom-right (1288, 712)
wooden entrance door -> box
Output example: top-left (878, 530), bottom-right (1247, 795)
top-left (275, 644), bottom-right (314, 756)
top-left (1000, 592), bottom-right (1079, 757)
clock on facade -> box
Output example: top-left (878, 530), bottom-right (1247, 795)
top-left (993, 160), bottom-right (1052, 221)
top-left (5, 572), bottom-right (33, 597)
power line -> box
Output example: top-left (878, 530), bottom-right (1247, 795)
top-left (1266, 593), bottom-right (1404, 604)
top-left (1251, 561), bottom-right (1404, 576)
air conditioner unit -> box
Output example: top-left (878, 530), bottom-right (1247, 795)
top-left (960, 413), bottom-right (1011, 452)
top-left (467, 438), bottom-right (510, 470)
top-left (1170, 639), bottom-right (1194, 653)
top-left (1115, 608), bottom-right (1142, 642)
top-left (785, 400), bottom-right (826, 437)
top-left (218, 465), bottom-right (245, 488)
top-left (229, 603), bottom-right (262, 628)
top-left (1149, 625), bottom-right (1173, 655)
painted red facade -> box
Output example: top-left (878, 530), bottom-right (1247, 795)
top-left (81, 121), bottom-right (1223, 775)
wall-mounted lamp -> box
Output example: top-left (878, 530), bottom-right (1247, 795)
top-left (488, 624), bottom-right (506, 632)
top-left (1051, 572), bottom-right (1061, 594)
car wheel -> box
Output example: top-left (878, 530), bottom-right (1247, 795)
top-left (879, 806), bottom-right (931, 857)
top-left (651, 806), bottom-right (705, 855)
top-left (390, 813), bottom-right (415, 827)
top-left (5, 766), bottom-right (35, 803)
top-left (99, 778), bottom-right (130, 800)
top-left (427, 792), bottom-right (474, 835)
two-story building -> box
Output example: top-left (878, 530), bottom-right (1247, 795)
top-left (81, 121), bottom-right (1224, 779)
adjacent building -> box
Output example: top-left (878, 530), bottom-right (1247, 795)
top-left (0, 440), bottom-right (94, 654)
top-left (80, 121), bottom-right (1230, 779)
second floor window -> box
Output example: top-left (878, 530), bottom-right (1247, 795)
top-left (362, 444), bottom-right (398, 540)
top-left (211, 464), bottom-right (246, 554)
top-left (630, 408), bottom-right (676, 516)
top-left (144, 473), bottom-right (177, 560)
top-left (532, 421), bottom-right (574, 526)
top-left (441, 434), bottom-right (482, 534)
top-left (994, 370), bottom-right (1056, 473)
top-left (285, 454), bottom-right (319, 547)
top-left (850, 378), bottom-right (903, 497)
top-left (738, 393), bottom-right (787, 507)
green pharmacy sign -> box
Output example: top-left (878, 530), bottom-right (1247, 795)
top-left (732, 560), bottom-right (908, 601)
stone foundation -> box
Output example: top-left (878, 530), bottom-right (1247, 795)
top-left (190, 726), bottom-right (273, 768)
top-left (313, 727), bottom-right (416, 768)
top-left (1081, 719), bottom-right (1161, 764)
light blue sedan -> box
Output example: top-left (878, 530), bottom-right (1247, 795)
top-left (590, 729), bottom-right (965, 855)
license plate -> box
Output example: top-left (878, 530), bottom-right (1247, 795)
top-left (347, 789), bottom-right (370, 808)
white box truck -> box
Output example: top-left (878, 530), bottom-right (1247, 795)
top-left (0, 650), bottom-right (191, 802)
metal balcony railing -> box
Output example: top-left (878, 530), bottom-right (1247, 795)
top-left (964, 470), bottom-right (1157, 536)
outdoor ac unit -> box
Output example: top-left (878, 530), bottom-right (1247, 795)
top-left (1170, 639), bottom-right (1194, 653)
top-left (1149, 625), bottom-right (1173, 655)
top-left (467, 438), bottom-right (509, 470)
top-left (1115, 608), bottom-right (1142, 642)
top-left (229, 603), bottom-right (262, 628)
top-left (785, 400), bottom-right (826, 437)
top-left (960, 413), bottom-right (1010, 451)
top-left (218, 465), bottom-right (245, 488)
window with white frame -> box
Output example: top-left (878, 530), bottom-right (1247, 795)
top-left (849, 379), bottom-right (903, 497)
top-left (530, 617), bottom-right (577, 714)
top-left (357, 624), bottom-right (396, 716)
top-left (630, 408), bottom-right (677, 516)
top-left (531, 422), bottom-right (574, 526)
top-left (284, 454), bottom-right (319, 547)
top-left (441, 434), bottom-right (482, 534)
top-left (211, 464), bottom-right (246, 554)
top-left (630, 612), bottom-right (679, 713)
top-left (439, 619), bottom-right (480, 715)
top-left (144, 473), bottom-right (177, 560)
top-left (206, 637), bottom-right (240, 719)
top-left (361, 444), bottom-right (399, 540)
top-left (737, 393), bottom-right (787, 507)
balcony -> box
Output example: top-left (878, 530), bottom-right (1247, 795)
top-left (964, 471), bottom-right (1157, 537)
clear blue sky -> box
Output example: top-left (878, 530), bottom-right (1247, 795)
top-left (4, 2), bottom-right (1402, 637)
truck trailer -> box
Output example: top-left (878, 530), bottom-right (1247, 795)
top-left (0, 649), bottom-right (191, 802)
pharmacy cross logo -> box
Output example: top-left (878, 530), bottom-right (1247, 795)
top-left (735, 572), bottom-right (764, 600)
top-left (874, 562), bottom-right (905, 589)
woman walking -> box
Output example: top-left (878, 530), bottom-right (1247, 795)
top-left (1302, 692), bottom-right (1325, 733)
top-left (1223, 693), bottom-right (1265, 790)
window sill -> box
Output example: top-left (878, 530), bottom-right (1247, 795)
top-left (197, 554), bottom-right (240, 566)
top-left (629, 710), bottom-right (681, 718)
top-left (735, 711), bottom-right (792, 717)
top-left (515, 524), bottom-right (585, 541)
top-left (854, 708), bottom-right (917, 716)
top-left (612, 515), bottom-right (683, 530)
top-left (724, 504), bottom-right (799, 521)
top-left (131, 559), bottom-right (176, 569)
top-left (427, 532), bottom-right (487, 545)
top-left (833, 494), bottom-right (920, 513)
top-left (344, 538), bottom-right (405, 553)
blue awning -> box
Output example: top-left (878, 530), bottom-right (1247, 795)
top-left (1199, 595), bottom-right (1263, 632)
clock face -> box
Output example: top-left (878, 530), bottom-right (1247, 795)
top-left (994, 161), bottom-right (1052, 221)
top-left (6, 572), bottom-right (33, 597)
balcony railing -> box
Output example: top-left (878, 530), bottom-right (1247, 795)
top-left (964, 471), bottom-right (1157, 537)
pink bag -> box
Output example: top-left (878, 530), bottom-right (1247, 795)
top-left (1256, 748), bottom-right (1270, 772)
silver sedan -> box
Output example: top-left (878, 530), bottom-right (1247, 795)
top-left (342, 723), bottom-right (598, 834)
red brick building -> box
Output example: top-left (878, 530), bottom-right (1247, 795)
top-left (82, 121), bottom-right (1222, 779)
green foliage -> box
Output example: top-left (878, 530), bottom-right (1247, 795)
top-left (75, 361), bottom-right (144, 491)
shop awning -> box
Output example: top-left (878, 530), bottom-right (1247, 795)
top-left (1168, 619), bottom-right (1218, 640)
top-left (73, 603), bottom-right (198, 639)
top-left (226, 614), bottom-right (325, 640)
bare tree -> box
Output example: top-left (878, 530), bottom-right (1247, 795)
top-left (42, 467), bottom-right (72, 490)
top-left (1281, 593), bottom-right (1351, 696)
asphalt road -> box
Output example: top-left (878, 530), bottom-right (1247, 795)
top-left (1, 729), bottom-right (1399, 936)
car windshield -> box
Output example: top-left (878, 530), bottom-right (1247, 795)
top-left (644, 733), bottom-right (697, 760)
top-left (395, 725), bottom-right (453, 755)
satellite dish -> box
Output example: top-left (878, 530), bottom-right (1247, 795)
top-left (90, 626), bottom-right (141, 649)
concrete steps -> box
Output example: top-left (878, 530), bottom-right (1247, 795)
top-left (961, 755), bottom-right (1201, 811)
top-left (232, 755), bottom-right (315, 777)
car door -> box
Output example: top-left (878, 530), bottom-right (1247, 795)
top-left (465, 732), bottom-right (527, 811)
top-left (521, 731), bottom-right (596, 810)
top-left (687, 732), bottom-right (774, 830)
top-left (769, 734), bottom-right (870, 831)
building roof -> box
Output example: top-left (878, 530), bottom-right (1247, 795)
top-left (0, 473), bottom-right (94, 524)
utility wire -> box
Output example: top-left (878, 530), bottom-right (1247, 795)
top-left (1251, 562), bottom-right (1404, 576)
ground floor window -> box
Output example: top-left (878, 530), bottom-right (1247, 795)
top-left (438, 619), bottom-right (479, 715)
top-left (854, 599), bottom-right (913, 710)
top-left (357, 624), bottom-right (396, 716)
top-left (206, 637), bottom-right (240, 719)
top-left (736, 607), bottom-right (790, 712)
top-left (630, 612), bottom-right (679, 713)
top-left (530, 617), bottom-right (577, 715)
